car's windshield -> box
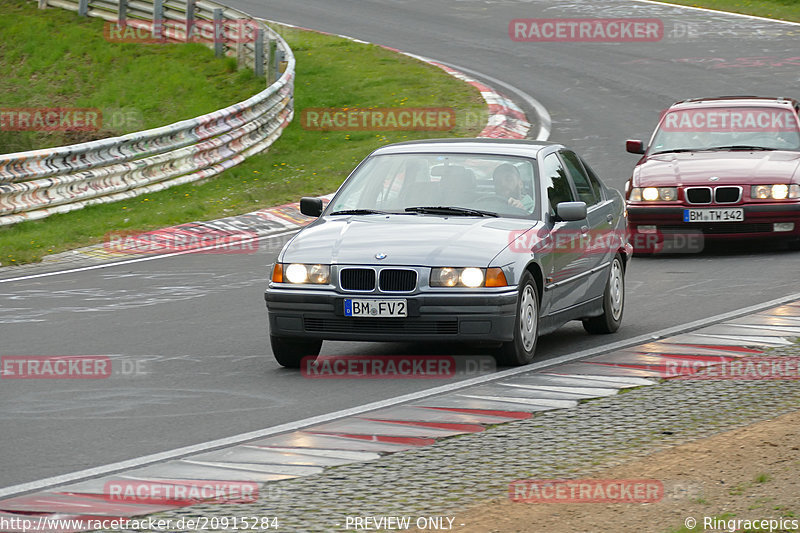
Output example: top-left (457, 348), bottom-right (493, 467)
top-left (327, 153), bottom-right (539, 218)
top-left (649, 107), bottom-right (800, 153)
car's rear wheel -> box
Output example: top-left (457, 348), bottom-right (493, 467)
top-left (583, 255), bottom-right (625, 334)
top-left (270, 335), bottom-right (322, 368)
top-left (495, 272), bottom-right (539, 366)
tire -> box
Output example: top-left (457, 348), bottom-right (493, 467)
top-left (495, 272), bottom-right (539, 367)
top-left (583, 255), bottom-right (625, 334)
top-left (270, 335), bottom-right (322, 368)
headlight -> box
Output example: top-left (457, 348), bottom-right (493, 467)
top-left (460, 267), bottom-right (484, 288)
top-left (630, 187), bottom-right (678, 202)
top-left (751, 184), bottom-right (799, 200)
top-left (272, 263), bottom-right (330, 284)
top-left (430, 267), bottom-right (508, 288)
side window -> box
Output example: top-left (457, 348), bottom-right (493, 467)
top-left (541, 153), bottom-right (575, 215)
top-left (581, 157), bottom-right (605, 202)
top-left (560, 151), bottom-right (598, 205)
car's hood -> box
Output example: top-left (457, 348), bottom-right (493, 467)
top-left (281, 215), bottom-right (540, 266)
top-left (633, 151), bottom-right (800, 186)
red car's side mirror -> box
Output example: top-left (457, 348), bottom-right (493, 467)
top-left (626, 140), bottom-right (646, 154)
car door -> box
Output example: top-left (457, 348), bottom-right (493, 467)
top-left (537, 152), bottom-right (593, 315)
top-left (558, 150), bottom-right (614, 299)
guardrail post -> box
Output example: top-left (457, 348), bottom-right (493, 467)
top-left (185, 0), bottom-right (195, 42)
top-left (117, 0), bottom-right (127, 27)
top-left (268, 38), bottom-right (276, 84)
top-left (213, 8), bottom-right (224, 57)
top-left (274, 47), bottom-right (285, 83)
top-left (152, 0), bottom-right (163, 40)
top-left (78, 0), bottom-right (88, 16)
top-left (38, 0), bottom-right (47, 9)
top-left (254, 28), bottom-right (265, 78)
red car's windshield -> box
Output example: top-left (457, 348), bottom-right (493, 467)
top-left (649, 107), bottom-right (800, 153)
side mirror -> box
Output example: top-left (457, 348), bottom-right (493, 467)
top-left (626, 139), bottom-right (646, 154)
top-left (300, 197), bottom-right (323, 217)
top-left (556, 201), bottom-right (587, 222)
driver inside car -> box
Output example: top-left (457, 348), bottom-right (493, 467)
top-left (493, 163), bottom-right (535, 214)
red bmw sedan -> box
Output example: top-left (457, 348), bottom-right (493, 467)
top-left (624, 96), bottom-right (800, 253)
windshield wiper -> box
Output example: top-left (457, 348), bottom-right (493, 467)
top-left (329, 209), bottom-right (391, 215)
top-left (404, 206), bottom-right (499, 217)
top-left (649, 148), bottom-right (703, 155)
top-left (705, 145), bottom-right (775, 151)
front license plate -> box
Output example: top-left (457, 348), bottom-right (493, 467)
top-left (683, 208), bottom-right (744, 222)
top-left (344, 298), bottom-right (407, 318)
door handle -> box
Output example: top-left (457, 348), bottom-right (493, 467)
top-left (580, 225), bottom-right (589, 235)
top-left (606, 214), bottom-right (614, 223)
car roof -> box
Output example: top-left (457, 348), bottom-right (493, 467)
top-left (668, 96), bottom-right (799, 110)
top-left (371, 138), bottom-right (561, 158)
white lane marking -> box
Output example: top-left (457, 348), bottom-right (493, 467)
top-left (687, 333), bottom-right (793, 346)
top-left (1, 291), bottom-right (798, 499)
top-left (500, 383), bottom-right (619, 396)
top-left (459, 395), bottom-right (578, 408)
top-left (249, 447), bottom-right (380, 461)
top-left (630, 0), bottom-right (800, 26)
top-left (540, 374), bottom-right (656, 387)
top-left (0, 229), bottom-right (299, 284)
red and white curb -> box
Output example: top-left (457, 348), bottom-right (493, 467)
top-left (1, 301), bottom-right (798, 531)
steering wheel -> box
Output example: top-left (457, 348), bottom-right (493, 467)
top-left (472, 194), bottom-right (529, 215)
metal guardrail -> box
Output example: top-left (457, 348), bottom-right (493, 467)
top-left (0, 0), bottom-right (294, 225)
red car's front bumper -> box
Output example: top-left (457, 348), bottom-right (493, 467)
top-left (626, 202), bottom-right (800, 252)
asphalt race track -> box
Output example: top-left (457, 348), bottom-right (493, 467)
top-left (2, 0), bottom-right (799, 489)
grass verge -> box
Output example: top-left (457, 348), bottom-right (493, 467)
top-left (659, 0), bottom-right (800, 22)
top-left (0, 17), bottom-right (486, 265)
top-left (0, 0), bottom-right (265, 152)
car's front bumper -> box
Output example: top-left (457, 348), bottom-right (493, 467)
top-left (265, 287), bottom-right (519, 342)
top-left (627, 202), bottom-right (800, 245)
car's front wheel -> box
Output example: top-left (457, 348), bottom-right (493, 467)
top-left (270, 335), bottom-right (322, 368)
top-left (495, 272), bottom-right (539, 366)
top-left (582, 254), bottom-right (625, 334)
